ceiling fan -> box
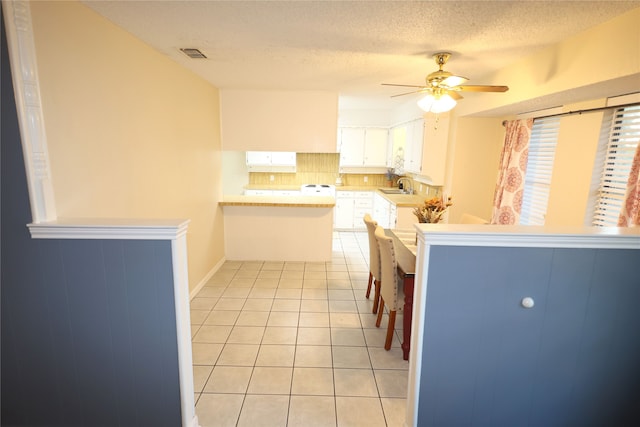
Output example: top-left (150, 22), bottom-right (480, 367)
top-left (382, 52), bottom-right (508, 113)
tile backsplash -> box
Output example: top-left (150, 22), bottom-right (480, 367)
top-left (248, 153), bottom-right (440, 197)
top-left (249, 153), bottom-right (339, 186)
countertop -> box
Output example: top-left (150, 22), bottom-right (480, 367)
top-left (378, 192), bottom-right (424, 207)
top-left (239, 185), bottom-right (425, 207)
top-left (220, 195), bottom-right (335, 207)
top-left (244, 184), bottom-right (302, 191)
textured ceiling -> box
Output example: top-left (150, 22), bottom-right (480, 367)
top-left (82, 1), bottom-right (640, 114)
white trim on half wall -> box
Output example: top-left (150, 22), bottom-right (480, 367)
top-left (3, 0), bottom-right (56, 223)
top-left (4, 2), bottom-right (199, 424)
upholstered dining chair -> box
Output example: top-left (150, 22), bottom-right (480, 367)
top-left (374, 225), bottom-right (399, 351)
top-left (363, 214), bottom-right (381, 314)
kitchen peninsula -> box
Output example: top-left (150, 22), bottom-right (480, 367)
top-left (220, 195), bottom-right (335, 261)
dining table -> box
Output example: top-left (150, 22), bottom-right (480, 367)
top-left (384, 229), bottom-right (417, 361)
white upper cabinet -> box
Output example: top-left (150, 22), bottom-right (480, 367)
top-left (269, 151), bottom-right (297, 165)
top-left (392, 114), bottom-right (449, 185)
top-left (339, 127), bottom-right (389, 167)
top-left (420, 114), bottom-right (449, 185)
top-left (246, 151), bottom-right (296, 172)
top-left (404, 119), bottom-right (424, 174)
top-left (339, 128), bottom-right (366, 166)
top-left (246, 151), bottom-right (272, 165)
top-left (364, 128), bottom-right (389, 166)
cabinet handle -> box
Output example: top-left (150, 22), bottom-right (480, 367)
top-left (521, 297), bottom-right (535, 308)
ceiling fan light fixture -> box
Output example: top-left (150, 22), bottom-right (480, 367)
top-left (417, 92), bottom-right (457, 113)
top-left (441, 75), bottom-right (467, 87)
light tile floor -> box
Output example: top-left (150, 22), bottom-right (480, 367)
top-left (191, 231), bottom-right (409, 427)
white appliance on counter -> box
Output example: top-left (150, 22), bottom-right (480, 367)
top-left (300, 184), bottom-right (336, 197)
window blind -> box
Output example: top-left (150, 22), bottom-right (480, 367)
top-left (592, 105), bottom-right (640, 226)
top-left (520, 116), bottom-right (560, 225)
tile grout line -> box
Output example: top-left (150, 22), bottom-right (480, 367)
top-left (194, 233), bottom-right (405, 426)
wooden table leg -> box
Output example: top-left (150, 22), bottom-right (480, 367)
top-left (402, 276), bottom-right (414, 360)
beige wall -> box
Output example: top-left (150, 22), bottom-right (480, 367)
top-left (220, 89), bottom-right (339, 152)
top-left (448, 117), bottom-right (504, 223)
top-left (30, 1), bottom-right (225, 291)
top-left (456, 7), bottom-right (640, 116)
top-left (545, 101), bottom-right (606, 226)
top-left (448, 107), bottom-right (615, 227)
top-left (448, 8), bottom-right (640, 225)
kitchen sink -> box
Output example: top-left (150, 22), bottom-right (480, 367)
top-left (379, 188), bottom-right (411, 195)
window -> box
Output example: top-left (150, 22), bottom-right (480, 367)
top-left (520, 116), bottom-right (560, 225)
top-left (592, 105), bottom-right (640, 226)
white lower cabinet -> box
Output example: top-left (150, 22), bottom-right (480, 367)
top-left (273, 190), bottom-right (301, 196)
top-left (244, 189), bottom-right (273, 195)
top-left (334, 191), bottom-right (373, 229)
top-left (353, 192), bottom-right (373, 229)
top-left (373, 193), bottom-right (419, 229)
top-left (336, 191), bottom-right (420, 230)
top-left (244, 189), bottom-right (301, 196)
top-left (373, 193), bottom-right (391, 228)
top-left (335, 193), bottom-right (356, 229)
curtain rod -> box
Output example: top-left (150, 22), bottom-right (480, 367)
top-left (502, 101), bottom-right (640, 126)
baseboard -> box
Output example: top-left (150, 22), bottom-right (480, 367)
top-left (190, 257), bottom-right (226, 300)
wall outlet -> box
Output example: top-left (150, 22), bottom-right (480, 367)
top-left (270, 175), bottom-right (274, 182)
top-left (364, 176), bottom-right (368, 183)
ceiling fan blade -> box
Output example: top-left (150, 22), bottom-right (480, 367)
top-left (447, 91), bottom-right (463, 101)
top-left (457, 85), bottom-right (509, 92)
top-left (391, 88), bottom-right (429, 98)
top-left (382, 83), bottom-right (426, 88)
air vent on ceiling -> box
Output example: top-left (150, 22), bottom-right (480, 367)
top-left (180, 48), bottom-right (207, 59)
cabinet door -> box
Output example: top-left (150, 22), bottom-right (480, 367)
top-left (420, 115), bottom-right (449, 185)
top-left (246, 151), bottom-right (272, 165)
top-left (363, 128), bottom-right (388, 167)
top-left (405, 119), bottom-right (424, 174)
top-left (390, 204), bottom-right (397, 229)
top-left (244, 189), bottom-right (273, 195)
top-left (353, 191), bottom-right (374, 229)
top-left (334, 198), bottom-right (355, 229)
top-left (270, 152), bottom-right (296, 166)
top-left (339, 128), bottom-right (366, 166)
top-left (373, 193), bottom-right (391, 228)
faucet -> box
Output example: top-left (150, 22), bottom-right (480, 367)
top-left (397, 177), bottom-right (413, 195)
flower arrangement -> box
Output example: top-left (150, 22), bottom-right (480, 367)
top-left (413, 195), bottom-right (453, 223)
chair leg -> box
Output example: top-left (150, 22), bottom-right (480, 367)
top-left (365, 272), bottom-right (373, 298)
top-left (384, 310), bottom-right (397, 350)
top-left (372, 279), bottom-right (381, 314)
top-left (375, 298), bottom-right (385, 328)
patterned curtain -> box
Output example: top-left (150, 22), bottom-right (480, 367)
top-left (490, 118), bottom-right (534, 225)
top-left (617, 142), bottom-right (640, 227)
